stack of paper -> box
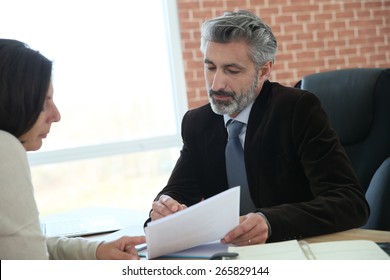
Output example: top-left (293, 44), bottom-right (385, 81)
top-left (144, 187), bottom-right (240, 259)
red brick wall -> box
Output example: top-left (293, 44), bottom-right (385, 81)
top-left (177, 0), bottom-right (390, 109)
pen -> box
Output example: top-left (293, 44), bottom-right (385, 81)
top-left (209, 252), bottom-right (238, 260)
top-left (136, 244), bottom-right (147, 252)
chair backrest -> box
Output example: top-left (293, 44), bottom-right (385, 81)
top-left (364, 158), bottom-right (390, 230)
top-left (297, 68), bottom-right (390, 230)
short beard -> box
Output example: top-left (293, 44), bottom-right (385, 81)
top-left (208, 75), bottom-right (259, 116)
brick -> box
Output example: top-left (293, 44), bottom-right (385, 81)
top-left (284, 23), bottom-right (305, 33)
top-left (282, 5), bottom-right (320, 14)
top-left (327, 57), bottom-right (347, 67)
top-left (307, 22), bottom-right (327, 32)
top-left (317, 30), bottom-right (335, 39)
top-left (322, 3), bottom-right (343, 11)
top-left (338, 48), bottom-right (358, 56)
top-left (335, 11), bottom-right (354, 18)
top-left (337, 29), bottom-right (356, 39)
top-left (329, 21), bottom-right (347, 30)
top-left (274, 15), bottom-right (295, 24)
top-left (372, 9), bottom-right (390, 17)
top-left (275, 71), bottom-right (296, 80)
top-left (178, 1), bottom-right (202, 10)
top-left (327, 39), bottom-right (347, 48)
top-left (343, 2), bottom-right (363, 10)
top-left (314, 13), bottom-right (334, 22)
top-left (349, 56), bottom-right (368, 65)
top-left (378, 45), bottom-right (390, 53)
top-left (306, 41), bottom-right (326, 49)
top-left (289, 60), bottom-right (324, 69)
top-left (203, 1), bottom-right (224, 9)
top-left (296, 50), bottom-right (317, 60)
top-left (376, 62), bottom-right (390, 68)
top-left (318, 49), bottom-right (337, 57)
top-left (355, 10), bottom-right (371, 18)
top-left (369, 54), bottom-right (388, 61)
top-left (296, 32), bottom-right (315, 41)
top-left (257, 7), bottom-right (279, 18)
top-left (296, 14), bottom-right (312, 22)
top-left (364, 1), bottom-right (384, 9)
top-left (275, 53), bottom-right (294, 61)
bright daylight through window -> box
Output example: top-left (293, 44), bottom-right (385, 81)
top-left (0, 0), bottom-right (187, 215)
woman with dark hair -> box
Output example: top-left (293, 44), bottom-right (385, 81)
top-left (0, 39), bottom-right (145, 260)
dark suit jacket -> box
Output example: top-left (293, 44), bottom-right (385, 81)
top-left (154, 81), bottom-right (369, 242)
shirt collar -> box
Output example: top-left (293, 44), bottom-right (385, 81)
top-left (223, 101), bottom-right (255, 127)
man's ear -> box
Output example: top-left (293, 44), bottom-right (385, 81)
top-left (259, 60), bottom-right (273, 82)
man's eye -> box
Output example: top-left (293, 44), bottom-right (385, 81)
top-left (227, 69), bottom-right (240, 74)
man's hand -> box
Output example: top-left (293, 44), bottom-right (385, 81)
top-left (221, 213), bottom-right (268, 246)
top-left (96, 235), bottom-right (146, 260)
top-left (150, 194), bottom-right (187, 221)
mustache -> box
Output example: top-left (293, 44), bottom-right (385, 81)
top-left (209, 89), bottom-right (235, 97)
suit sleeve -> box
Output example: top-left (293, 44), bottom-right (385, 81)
top-left (260, 92), bottom-right (369, 242)
top-left (152, 110), bottom-right (204, 206)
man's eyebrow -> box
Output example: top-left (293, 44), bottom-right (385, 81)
top-left (203, 58), bottom-right (245, 69)
top-left (223, 63), bottom-right (245, 69)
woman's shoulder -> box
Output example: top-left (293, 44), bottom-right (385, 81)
top-left (0, 130), bottom-right (40, 242)
top-left (0, 130), bottom-right (28, 168)
top-left (0, 130), bottom-right (24, 151)
top-left (0, 130), bottom-right (27, 159)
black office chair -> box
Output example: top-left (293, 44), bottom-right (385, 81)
top-left (295, 68), bottom-right (390, 230)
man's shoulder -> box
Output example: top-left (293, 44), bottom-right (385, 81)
top-left (184, 103), bottom-right (221, 122)
top-left (267, 81), bottom-right (319, 106)
top-left (181, 103), bottom-right (225, 135)
top-left (186, 102), bottom-right (213, 115)
top-left (270, 81), bottom-right (309, 98)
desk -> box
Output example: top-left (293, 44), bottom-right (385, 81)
top-left (90, 228), bottom-right (390, 260)
top-left (93, 227), bottom-right (390, 243)
top-left (304, 228), bottom-right (390, 243)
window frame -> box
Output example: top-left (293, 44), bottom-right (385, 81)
top-left (27, 0), bottom-right (187, 166)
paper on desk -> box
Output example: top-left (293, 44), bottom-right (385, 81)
top-left (138, 240), bottom-right (229, 259)
top-left (145, 187), bottom-right (240, 259)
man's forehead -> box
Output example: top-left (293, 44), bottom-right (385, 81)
top-left (203, 41), bottom-right (252, 66)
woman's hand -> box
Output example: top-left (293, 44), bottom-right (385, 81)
top-left (96, 235), bottom-right (146, 260)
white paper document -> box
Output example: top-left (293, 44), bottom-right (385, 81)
top-left (138, 240), bottom-right (229, 259)
top-left (229, 239), bottom-right (390, 260)
top-left (145, 187), bottom-right (240, 259)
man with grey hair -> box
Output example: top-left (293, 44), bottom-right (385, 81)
top-left (147, 10), bottom-right (369, 245)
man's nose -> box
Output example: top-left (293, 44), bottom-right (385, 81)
top-left (211, 70), bottom-right (227, 92)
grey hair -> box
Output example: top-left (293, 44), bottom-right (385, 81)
top-left (200, 10), bottom-right (277, 68)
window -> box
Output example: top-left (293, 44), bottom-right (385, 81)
top-left (1, 0), bottom-right (187, 215)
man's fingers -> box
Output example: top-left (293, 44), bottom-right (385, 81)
top-left (222, 213), bottom-right (268, 245)
top-left (151, 195), bottom-right (187, 220)
top-left (159, 195), bottom-right (181, 212)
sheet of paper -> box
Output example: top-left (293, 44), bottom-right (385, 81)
top-left (145, 187), bottom-right (240, 259)
top-left (88, 225), bottom-right (146, 242)
top-left (308, 240), bottom-right (390, 260)
top-left (229, 240), bottom-right (307, 260)
top-left (229, 239), bottom-right (390, 260)
top-left (138, 240), bottom-right (229, 259)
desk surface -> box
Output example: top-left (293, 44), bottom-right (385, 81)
top-left (304, 228), bottom-right (390, 243)
top-left (89, 225), bottom-right (390, 245)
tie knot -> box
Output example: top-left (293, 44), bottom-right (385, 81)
top-left (227, 120), bottom-right (245, 139)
